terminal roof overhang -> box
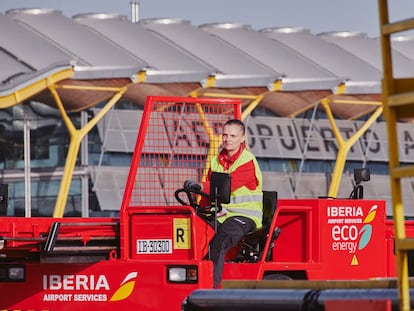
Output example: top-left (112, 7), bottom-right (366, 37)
top-left (1, 8), bottom-right (414, 119)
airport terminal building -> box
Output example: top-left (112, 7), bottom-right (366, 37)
top-left (2, 8), bottom-right (414, 217)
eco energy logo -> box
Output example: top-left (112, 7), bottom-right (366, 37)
top-left (327, 204), bottom-right (377, 265)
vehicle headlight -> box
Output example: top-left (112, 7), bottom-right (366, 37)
top-left (9, 267), bottom-right (25, 280)
top-left (167, 266), bottom-right (197, 283)
top-left (0, 265), bottom-right (25, 282)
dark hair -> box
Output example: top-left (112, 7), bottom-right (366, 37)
top-left (224, 119), bottom-right (245, 134)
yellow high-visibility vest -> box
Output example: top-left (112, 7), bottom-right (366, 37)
top-left (210, 149), bottom-right (263, 228)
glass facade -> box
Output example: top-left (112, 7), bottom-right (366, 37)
top-left (1, 103), bottom-right (84, 216)
top-left (0, 100), bottom-right (392, 217)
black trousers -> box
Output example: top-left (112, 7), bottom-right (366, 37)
top-left (208, 216), bottom-right (255, 288)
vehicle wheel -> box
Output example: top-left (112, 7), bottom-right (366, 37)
top-left (263, 273), bottom-right (292, 280)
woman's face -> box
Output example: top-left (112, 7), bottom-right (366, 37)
top-left (222, 123), bottom-right (245, 157)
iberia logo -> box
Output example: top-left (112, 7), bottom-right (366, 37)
top-left (351, 204), bottom-right (377, 266)
top-left (42, 271), bottom-right (139, 303)
top-left (109, 272), bottom-right (138, 301)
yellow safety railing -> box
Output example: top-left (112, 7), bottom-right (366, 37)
top-left (378, 1), bottom-right (414, 310)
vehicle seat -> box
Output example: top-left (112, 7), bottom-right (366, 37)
top-left (235, 191), bottom-right (280, 262)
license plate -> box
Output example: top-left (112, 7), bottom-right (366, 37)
top-left (136, 239), bottom-right (172, 254)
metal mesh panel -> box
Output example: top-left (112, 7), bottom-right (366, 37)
top-left (128, 97), bottom-right (240, 207)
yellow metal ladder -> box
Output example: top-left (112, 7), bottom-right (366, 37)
top-left (378, 1), bottom-right (414, 310)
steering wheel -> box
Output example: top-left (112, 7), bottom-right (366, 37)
top-left (174, 187), bottom-right (222, 218)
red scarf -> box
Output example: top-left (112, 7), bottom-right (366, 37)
top-left (218, 144), bottom-right (245, 171)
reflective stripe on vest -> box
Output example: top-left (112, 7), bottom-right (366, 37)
top-left (226, 193), bottom-right (263, 219)
top-left (230, 194), bottom-right (263, 205)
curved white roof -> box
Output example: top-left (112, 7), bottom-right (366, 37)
top-left (0, 7), bottom-right (410, 111)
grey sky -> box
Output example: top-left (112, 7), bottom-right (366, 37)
top-left (1, 0), bottom-right (414, 37)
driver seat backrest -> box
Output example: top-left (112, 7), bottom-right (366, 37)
top-left (229, 191), bottom-right (279, 262)
top-left (242, 191), bottom-right (278, 245)
top-left (261, 190), bottom-right (278, 230)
